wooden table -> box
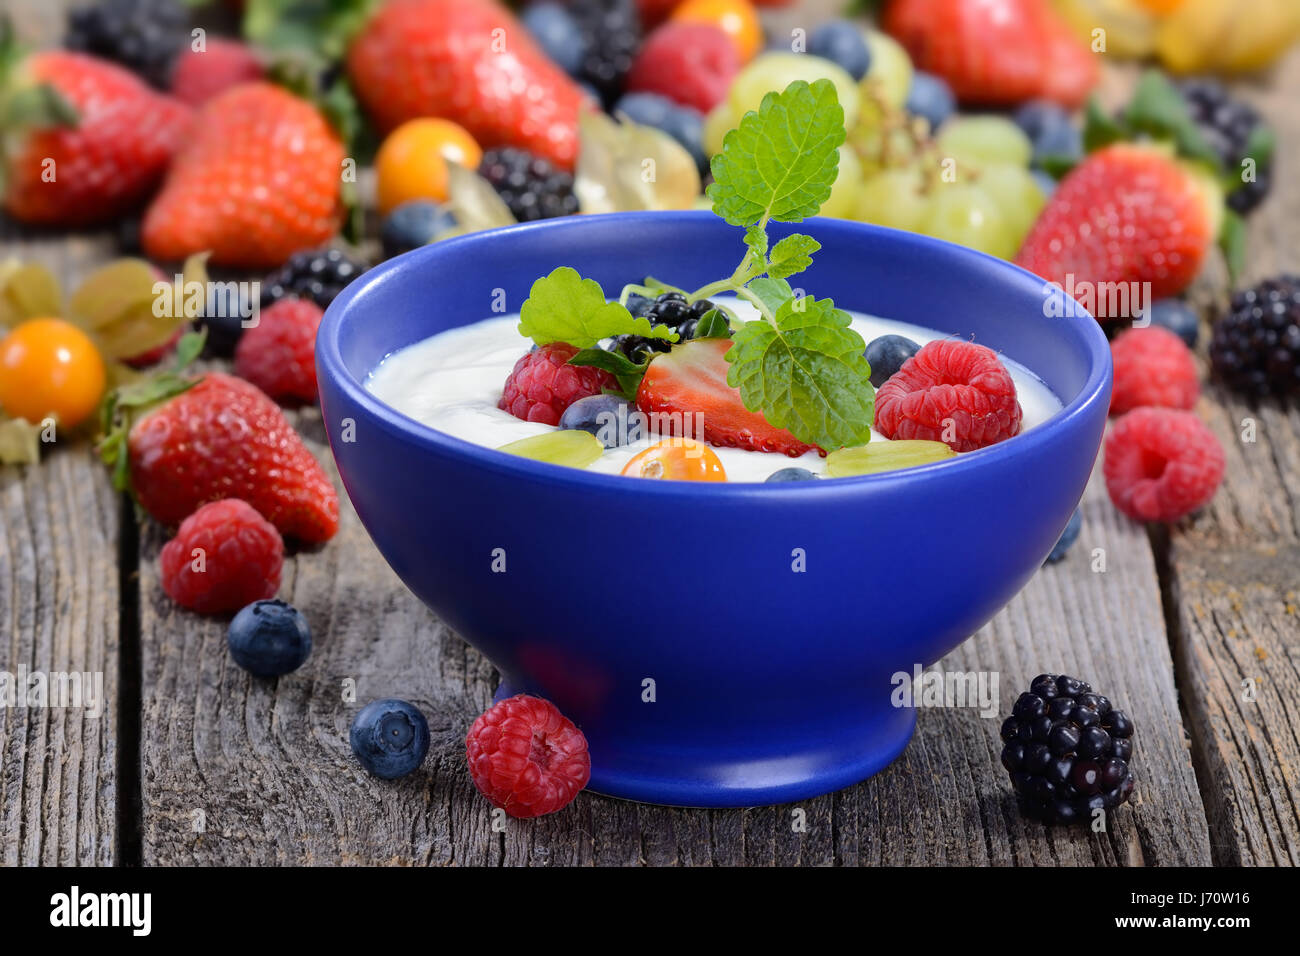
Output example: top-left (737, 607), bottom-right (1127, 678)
top-left (2, 2), bottom-right (1297, 867)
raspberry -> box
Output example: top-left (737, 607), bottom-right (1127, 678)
top-left (1103, 408), bottom-right (1225, 523)
top-left (234, 298), bottom-right (323, 404)
top-left (1109, 325), bottom-right (1200, 416)
top-left (169, 38), bottom-right (264, 107)
top-left (159, 499), bottom-right (284, 615)
top-left (465, 694), bottom-right (590, 818)
top-left (498, 342), bottom-right (616, 425)
top-left (626, 21), bottom-right (740, 113)
top-left (873, 340), bottom-right (1023, 452)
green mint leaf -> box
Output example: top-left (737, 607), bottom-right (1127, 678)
top-left (746, 276), bottom-right (795, 315)
top-left (567, 347), bottom-right (648, 400)
top-left (692, 309), bottom-right (732, 340)
top-left (518, 266), bottom-right (677, 349)
top-left (725, 296), bottom-right (874, 450)
top-left (1242, 124), bottom-right (1276, 170)
top-left (1218, 209), bottom-right (1246, 285)
top-left (708, 79), bottom-right (845, 227)
top-left (767, 234), bottom-right (820, 280)
top-left (742, 224), bottom-right (769, 270)
top-left (1081, 96), bottom-right (1127, 153)
top-left (1123, 70), bottom-right (1221, 168)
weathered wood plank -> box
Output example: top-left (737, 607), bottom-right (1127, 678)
top-left (0, 226), bottom-right (122, 866)
top-left (1162, 49), bottom-right (1300, 867)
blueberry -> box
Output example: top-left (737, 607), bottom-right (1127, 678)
top-left (1030, 169), bottom-right (1058, 200)
top-left (196, 283), bottom-right (252, 357)
top-left (1146, 298), bottom-right (1200, 348)
top-left (349, 698), bottom-right (431, 780)
top-left (521, 1), bottom-right (587, 75)
top-left (864, 334), bottom-right (921, 387)
top-left (807, 20), bottom-right (871, 81)
top-left (559, 394), bottom-right (639, 448)
top-left (614, 93), bottom-right (708, 175)
top-left (1044, 507), bottom-right (1082, 563)
top-left (904, 71), bottom-right (955, 129)
top-left (1013, 100), bottom-right (1082, 168)
top-left (766, 467), bottom-right (818, 482)
top-left (380, 200), bottom-right (457, 259)
top-left (226, 599), bottom-right (312, 678)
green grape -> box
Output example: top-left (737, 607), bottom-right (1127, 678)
top-left (728, 52), bottom-right (861, 130)
top-left (821, 145), bottom-right (863, 219)
top-left (861, 31), bottom-right (913, 110)
top-left (936, 116), bottom-right (1032, 170)
top-left (975, 163), bottom-right (1047, 252)
top-left (853, 123), bottom-right (920, 179)
top-left (703, 103), bottom-right (734, 158)
top-left (856, 166), bottom-right (929, 233)
top-left (826, 440), bottom-right (956, 477)
top-left (497, 430), bottom-right (604, 469)
top-left (920, 183), bottom-right (1018, 259)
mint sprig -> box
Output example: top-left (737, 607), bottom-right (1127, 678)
top-left (518, 266), bottom-right (677, 350)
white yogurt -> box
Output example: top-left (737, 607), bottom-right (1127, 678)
top-left (366, 299), bottom-right (1063, 483)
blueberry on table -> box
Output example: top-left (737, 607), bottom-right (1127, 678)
top-left (615, 93), bottom-right (709, 175)
top-left (521, 1), bottom-right (588, 76)
top-left (226, 599), bottom-right (312, 677)
top-left (1146, 298), bottom-right (1200, 348)
top-left (196, 283), bottom-right (253, 357)
top-left (1012, 100), bottom-right (1082, 168)
top-left (864, 334), bottom-right (921, 388)
top-left (807, 20), bottom-right (871, 81)
top-left (1043, 508), bottom-right (1082, 564)
top-left (766, 467), bottom-right (818, 482)
top-left (904, 71), bottom-right (955, 130)
top-left (380, 200), bottom-right (457, 259)
top-left (350, 699), bottom-right (431, 780)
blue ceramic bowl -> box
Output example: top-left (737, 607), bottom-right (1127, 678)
top-left (317, 212), bottom-right (1111, 808)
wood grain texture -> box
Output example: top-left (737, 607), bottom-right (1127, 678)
top-left (1161, 50), bottom-right (1300, 867)
top-left (0, 226), bottom-right (122, 866)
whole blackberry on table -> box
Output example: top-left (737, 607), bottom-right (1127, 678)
top-left (999, 674), bottom-right (1136, 825)
top-left (566, 0), bottom-right (643, 107)
top-left (478, 147), bottom-right (580, 222)
top-left (1209, 276), bottom-right (1300, 398)
top-left (64, 0), bottom-right (189, 89)
top-left (611, 291), bottom-right (725, 362)
top-left (1178, 78), bottom-right (1273, 215)
top-left (260, 247), bottom-right (368, 310)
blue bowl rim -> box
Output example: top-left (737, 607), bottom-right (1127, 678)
top-left (317, 211), bottom-right (1112, 497)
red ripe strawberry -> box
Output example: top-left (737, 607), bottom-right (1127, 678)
top-left (101, 370), bottom-right (339, 543)
top-left (636, 339), bottom-right (817, 457)
top-left (141, 83), bottom-right (345, 269)
top-left (883, 0), bottom-right (1096, 107)
top-left (168, 38), bottom-right (264, 107)
top-left (1015, 144), bottom-right (1219, 320)
top-left (1, 51), bottom-right (191, 227)
top-left (346, 0), bottom-right (589, 169)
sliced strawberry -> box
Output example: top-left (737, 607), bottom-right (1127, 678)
top-left (635, 339), bottom-right (818, 457)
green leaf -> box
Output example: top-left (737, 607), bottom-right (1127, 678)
top-left (1242, 124), bottom-right (1276, 170)
top-left (518, 267), bottom-right (677, 350)
top-left (707, 79), bottom-right (846, 227)
top-left (1036, 155), bottom-right (1077, 180)
top-left (567, 347), bottom-right (648, 400)
top-left (692, 308), bottom-right (732, 340)
top-left (724, 296), bottom-right (874, 450)
top-left (767, 234), bottom-right (821, 280)
top-left (1123, 70), bottom-right (1221, 168)
top-left (1218, 209), bottom-right (1246, 285)
top-left (1081, 96), bottom-right (1127, 153)
top-left (746, 276), bottom-right (795, 315)
top-left (742, 224), bottom-right (769, 271)
top-left (244, 0), bottom-right (376, 61)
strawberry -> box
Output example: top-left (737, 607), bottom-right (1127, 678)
top-left (346, 0), bottom-right (589, 169)
top-left (168, 38), bottom-right (264, 107)
top-left (1, 50), bottom-right (191, 227)
top-left (1015, 144), bottom-right (1219, 320)
top-left (101, 369), bottom-right (339, 543)
top-left (636, 339), bottom-right (817, 457)
top-left (141, 82), bottom-right (344, 269)
top-left (883, 0), bottom-right (1097, 107)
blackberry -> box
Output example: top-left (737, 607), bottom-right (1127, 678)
top-left (1179, 78), bottom-right (1273, 215)
top-left (64, 0), bottom-right (189, 89)
top-left (260, 247), bottom-right (368, 310)
top-left (610, 292), bottom-right (724, 362)
top-left (999, 674), bottom-right (1136, 825)
top-left (1209, 276), bottom-right (1300, 398)
top-left (567, 0), bottom-right (642, 107)
top-left (477, 147), bottom-right (580, 223)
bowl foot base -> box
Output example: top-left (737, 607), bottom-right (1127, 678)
top-left (493, 681), bottom-right (919, 808)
